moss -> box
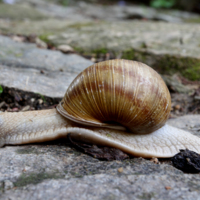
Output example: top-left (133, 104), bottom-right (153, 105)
top-left (154, 55), bottom-right (200, 80)
top-left (39, 34), bottom-right (55, 46)
top-left (14, 172), bottom-right (62, 187)
top-left (73, 47), bottom-right (86, 54)
top-left (59, 0), bottom-right (68, 6)
top-left (71, 172), bottom-right (83, 178)
top-left (102, 194), bottom-right (118, 200)
top-left (121, 49), bottom-right (135, 60)
top-left (15, 53), bottom-right (23, 58)
top-left (122, 49), bottom-right (200, 80)
top-left (74, 47), bottom-right (108, 56)
top-left (181, 64), bottom-right (200, 81)
top-left (36, 93), bottom-right (47, 103)
top-left (184, 18), bottom-right (200, 23)
top-left (68, 22), bottom-right (95, 29)
top-left (69, 45), bottom-right (200, 80)
top-left (0, 85), bottom-right (3, 94)
top-left (92, 48), bottom-right (108, 55)
top-left (0, 183), bottom-right (3, 193)
top-left (16, 147), bottom-right (39, 155)
top-left (121, 49), bottom-right (148, 63)
top-left (0, 50), bottom-right (21, 58)
top-left (138, 192), bottom-right (155, 199)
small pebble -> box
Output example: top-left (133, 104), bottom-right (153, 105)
top-left (31, 98), bottom-right (35, 103)
top-left (165, 186), bottom-right (172, 190)
top-left (21, 105), bottom-right (30, 112)
top-left (194, 96), bottom-right (200, 100)
top-left (175, 104), bottom-right (181, 110)
top-left (118, 167), bottom-right (123, 173)
top-left (57, 45), bottom-right (74, 53)
top-left (150, 157), bottom-right (160, 164)
top-left (12, 107), bottom-right (19, 112)
top-left (0, 101), bottom-right (5, 108)
top-left (91, 57), bottom-right (96, 62)
top-left (35, 37), bottom-right (47, 49)
top-left (38, 99), bottom-right (43, 104)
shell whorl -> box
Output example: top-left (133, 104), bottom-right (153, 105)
top-left (57, 59), bottom-right (171, 134)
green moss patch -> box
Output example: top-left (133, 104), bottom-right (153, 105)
top-left (39, 34), bottom-right (55, 46)
top-left (15, 147), bottom-right (39, 155)
top-left (62, 42), bottom-right (200, 81)
top-left (67, 22), bottom-right (96, 29)
top-left (153, 55), bottom-right (200, 81)
top-left (184, 18), bottom-right (200, 23)
top-left (14, 172), bottom-right (62, 187)
top-left (92, 48), bottom-right (108, 55)
top-left (138, 192), bottom-right (155, 199)
top-left (121, 49), bottom-right (200, 81)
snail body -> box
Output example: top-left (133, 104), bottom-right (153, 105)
top-left (0, 59), bottom-right (200, 158)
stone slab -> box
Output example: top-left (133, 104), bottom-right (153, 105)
top-left (48, 21), bottom-right (200, 80)
top-left (0, 36), bottom-right (93, 97)
top-left (0, 115), bottom-right (200, 199)
top-left (0, 36), bottom-right (93, 73)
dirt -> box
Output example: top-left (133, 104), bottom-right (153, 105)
top-left (0, 86), bottom-right (61, 112)
top-left (0, 85), bottom-right (200, 117)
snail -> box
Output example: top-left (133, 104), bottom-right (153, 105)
top-left (0, 59), bottom-right (200, 158)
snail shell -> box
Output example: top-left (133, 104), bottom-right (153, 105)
top-left (57, 59), bottom-right (171, 134)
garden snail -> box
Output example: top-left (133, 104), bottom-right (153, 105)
top-left (0, 59), bottom-right (200, 158)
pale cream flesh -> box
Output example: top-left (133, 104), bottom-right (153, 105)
top-left (0, 109), bottom-right (200, 158)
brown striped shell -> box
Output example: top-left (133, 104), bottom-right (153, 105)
top-left (57, 59), bottom-right (171, 134)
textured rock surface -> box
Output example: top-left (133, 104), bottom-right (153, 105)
top-left (0, 1), bottom-right (200, 79)
top-left (2, 21), bottom-right (200, 79)
top-left (48, 21), bottom-right (200, 80)
top-left (0, 115), bottom-right (200, 199)
top-left (168, 115), bottom-right (200, 135)
top-left (0, 36), bottom-right (93, 97)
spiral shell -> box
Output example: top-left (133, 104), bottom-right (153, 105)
top-left (57, 59), bottom-right (171, 134)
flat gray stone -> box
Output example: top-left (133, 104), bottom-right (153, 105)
top-left (0, 115), bottom-right (200, 199)
top-left (0, 36), bottom-right (93, 73)
top-left (168, 115), bottom-right (200, 136)
top-left (0, 36), bottom-right (93, 97)
top-left (0, 65), bottom-right (76, 97)
top-left (48, 21), bottom-right (200, 80)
